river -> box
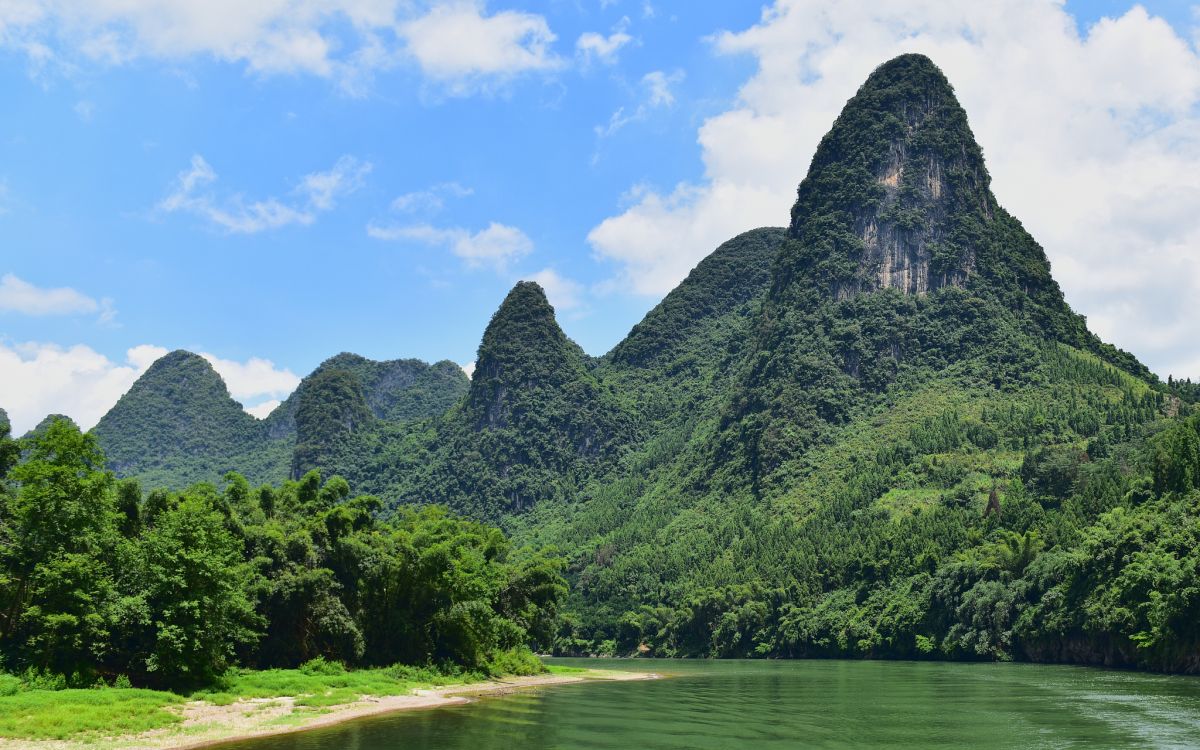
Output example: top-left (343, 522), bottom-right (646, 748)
top-left (215, 659), bottom-right (1200, 749)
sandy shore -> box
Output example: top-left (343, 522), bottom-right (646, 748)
top-left (0, 670), bottom-right (657, 750)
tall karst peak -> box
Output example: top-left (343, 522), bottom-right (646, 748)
top-left (786, 53), bottom-right (995, 300)
top-left (427, 280), bottom-right (630, 517)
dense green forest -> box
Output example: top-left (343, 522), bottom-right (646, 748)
top-left (46, 53), bottom-right (1200, 675)
top-left (0, 415), bottom-right (564, 689)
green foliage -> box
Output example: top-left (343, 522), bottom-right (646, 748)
top-left (0, 421), bottom-right (565, 690)
top-left (418, 281), bottom-right (634, 518)
top-left (62, 53), bottom-right (1200, 678)
top-left (91, 350), bottom-right (469, 492)
top-left (291, 367), bottom-right (374, 479)
top-left (0, 674), bottom-right (19, 696)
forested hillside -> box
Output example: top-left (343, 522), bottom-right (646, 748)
top-left (91, 351), bottom-right (468, 490)
top-left (65, 53), bottom-right (1200, 673)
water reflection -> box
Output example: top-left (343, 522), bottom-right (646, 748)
top-left (217, 660), bottom-right (1200, 750)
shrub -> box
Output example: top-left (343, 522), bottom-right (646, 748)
top-left (298, 657), bottom-right (346, 676)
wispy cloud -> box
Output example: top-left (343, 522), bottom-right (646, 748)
top-left (389, 182), bottom-right (474, 214)
top-left (369, 221), bottom-right (533, 272)
top-left (0, 273), bottom-right (115, 323)
top-left (158, 154), bottom-right (370, 234)
top-left (595, 69), bottom-right (684, 137)
top-left (576, 18), bottom-right (633, 65)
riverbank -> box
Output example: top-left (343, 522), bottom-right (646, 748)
top-left (0, 667), bottom-right (657, 750)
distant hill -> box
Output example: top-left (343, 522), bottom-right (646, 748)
top-left (91, 350), bottom-right (467, 489)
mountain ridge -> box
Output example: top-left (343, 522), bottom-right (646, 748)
top-left (71, 53), bottom-right (1200, 672)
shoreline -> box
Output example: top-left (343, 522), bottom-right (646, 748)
top-left (0, 670), bottom-right (658, 750)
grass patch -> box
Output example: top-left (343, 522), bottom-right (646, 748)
top-left (0, 688), bottom-right (184, 740)
top-left (544, 665), bottom-right (588, 675)
top-left (0, 650), bottom-right (551, 741)
top-left (194, 663), bottom-right (484, 705)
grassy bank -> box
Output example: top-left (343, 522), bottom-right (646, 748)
top-left (0, 652), bottom-right (540, 744)
top-left (0, 657), bottom-right (648, 749)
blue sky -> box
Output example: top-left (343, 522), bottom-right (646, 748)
top-left (2, 0), bottom-right (1199, 432)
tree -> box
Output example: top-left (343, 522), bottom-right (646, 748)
top-left (0, 419), bottom-right (116, 679)
top-left (125, 490), bottom-right (262, 687)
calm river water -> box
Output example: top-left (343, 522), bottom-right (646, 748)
top-left (217, 659), bottom-right (1200, 749)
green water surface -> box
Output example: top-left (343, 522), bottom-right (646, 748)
top-left (218, 659), bottom-right (1200, 749)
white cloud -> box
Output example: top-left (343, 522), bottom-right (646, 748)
top-left (588, 1), bottom-right (1200, 380)
top-left (576, 18), bottom-right (633, 65)
top-left (0, 342), bottom-right (165, 433)
top-left (297, 155), bottom-right (372, 211)
top-left (398, 1), bottom-right (561, 94)
top-left (0, 341), bottom-right (300, 433)
top-left (245, 399), bottom-right (281, 419)
top-left (159, 154), bottom-right (369, 233)
top-left (642, 68), bottom-right (681, 106)
top-left (0, 273), bottom-right (115, 322)
top-left (461, 361), bottom-right (476, 379)
top-left (198, 353), bottom-right (299, 403)
top-left (0, 179), bottom-right (9, 215)
top-left (0, 1), bottom-right (564, 95)
top-left (525, 268), bottom-right (584, 311)
top-left (369, 220), bottom-right (533, 271)
top-left (0, 1), bottom-right (396, 87)
top-left (389, 182), bottom-right (473, 214)
top-left (595, 68), bottom-right (683, 138)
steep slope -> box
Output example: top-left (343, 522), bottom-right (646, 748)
top-left (418, 281), bottom-right (632, 519)
top-left (730, 52), bottom-right (1148, 495)
top-left (598, 227), bottom-right (785, 427)
top-left (522, 54), bottom-right (1194, 671)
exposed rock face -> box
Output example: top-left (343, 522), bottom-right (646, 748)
top-left (787, 53), bottom-right (994, 301)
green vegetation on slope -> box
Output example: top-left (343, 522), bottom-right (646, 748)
top-left (68, 53), bottom-right (1200, 675)
top-left (91, 350), bottom-right (469, 491)
top-left (415, 281), bottom-right (634, 519)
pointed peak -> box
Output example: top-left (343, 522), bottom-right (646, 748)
top-left (861, 53), bottom-right (952, 92)
top-left (498, 280), bottom-right (553, 314)
top-left (784, 53), bottom-right (992, 298)
top-left (480, 280), bottom-right (563, 350)
top-left (134, 349), bottom-right (227, 390)
top-left (469, 280), bottom-right (587, 427)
